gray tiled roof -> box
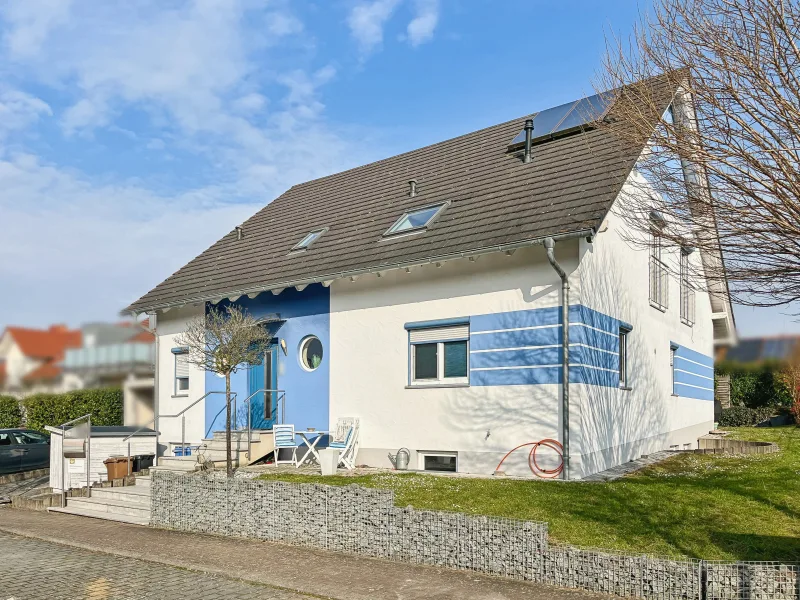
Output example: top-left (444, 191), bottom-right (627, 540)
top-left (125, 76), bottom-right (674, 314)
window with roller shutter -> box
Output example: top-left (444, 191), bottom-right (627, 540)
top-left (407, 323), bottom-right (469, 386)
top-left (172, 347), bottom-right (190, 396)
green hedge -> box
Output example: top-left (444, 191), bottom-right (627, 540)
top-left (22, 388), bottom-right (123, 433)
top-left (0, 395), bottom-right (22, 428)
top-left (715, 360), bottom-right (792, 408)
top-left (718, 405), bottom-right (781, 427)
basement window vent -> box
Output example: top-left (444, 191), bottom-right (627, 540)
top-left (384, 203), bottom-right (448, 237)
top-left (292, 228), bottom-right (327, 251)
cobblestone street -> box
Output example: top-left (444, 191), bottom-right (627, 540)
top-left (0, 532), bottom-right (314, 600)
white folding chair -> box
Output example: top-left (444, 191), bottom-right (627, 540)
top-left (329, 417), bottom-right (360, 470)
top-left (273, 424), bottom-right (298, 466)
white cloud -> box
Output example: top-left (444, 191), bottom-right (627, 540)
top-left (0, 90), bottom-right (52, 136)
top-left (0, 1), bottom-right (383, 327)
top-left (347, 0), bottom-right (402, 55)
top-left (406, 0), bottom-right (439, 47)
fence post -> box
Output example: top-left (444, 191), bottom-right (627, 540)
top-left (699, 559), bottom-right (707, 600)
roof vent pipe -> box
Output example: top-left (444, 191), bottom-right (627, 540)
top-left (523, 119), bottom-right (534, 164)
top-left (235, 226), bottom-right (243, 241)
top-left (543, 237), bottom-right (570, 480)
top-left (408, 179), bottom-right (417, 197)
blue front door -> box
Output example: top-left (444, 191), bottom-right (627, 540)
top-left (248, 346), bottom-right (279, 430)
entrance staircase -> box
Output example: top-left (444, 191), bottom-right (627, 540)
top-left (153, 430), bottom-right (274, 473)
top-left (46, 431), bottom-right (273, 525)
top-left (49, 475), bottom-right (152, 525)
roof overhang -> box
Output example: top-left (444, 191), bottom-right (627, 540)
top-left (124, 228), bottom-right (595, 317)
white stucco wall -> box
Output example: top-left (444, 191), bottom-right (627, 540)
top-left (154, 305), bottom-right (206, 451)
top-left (572, 176), bottom-right (715, 476)
top-left (330, 243), bottom-right (580, 476)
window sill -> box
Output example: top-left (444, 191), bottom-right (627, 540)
top-left (671, 393), bottom-right (679, 397)
top-left (649, 302), bottom-right (667, 313)
top-left (406, 383), bottom-right (470, 389)
top-left (619, 386), bottom-right (632, 391)
top-left (171, 394), bottom-right (189, 398)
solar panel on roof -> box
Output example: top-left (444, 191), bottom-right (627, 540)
top-left (510, 92), bottom-right (614, 147)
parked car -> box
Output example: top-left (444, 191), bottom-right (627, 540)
top-left (0, 429), bottom-right (50, 475)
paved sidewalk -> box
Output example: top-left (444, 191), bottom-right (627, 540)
top-left (0, 532), bottom-right (313, 600)
top-left (0, 508), bottom-right (613, 600)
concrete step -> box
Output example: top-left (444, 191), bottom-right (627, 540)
top-left (198, 448), bottom-right (246, 463)
top-left (211, 430), bottom-right (263, 443)
top-left (134, 476), bottom-right (151, 488)
top-left (153, 457), bottom-right (199, 472)
top-left (90, 486), bottom-right (150, 505)
top-left (48, 506), bottom-right (149, 526)
top-left (200, 440), bottom-right (252, 453)
top-left (65, 496), bottom-right (151, 520)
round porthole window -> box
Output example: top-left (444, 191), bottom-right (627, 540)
top-left (299, 336), bottom-right (324, 371)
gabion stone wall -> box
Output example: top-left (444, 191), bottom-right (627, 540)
top-left (150, 472), bottom-right (548, 579)
top-left (150, 472), bottom-right (799, 600)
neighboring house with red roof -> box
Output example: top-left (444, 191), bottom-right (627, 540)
top-left (0, 322), bottom-right (155, 424)
top-left (0, 325), bottom-right (83, 396)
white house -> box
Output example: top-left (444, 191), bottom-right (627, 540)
top-left (125, 73), bottom-right (735, 479)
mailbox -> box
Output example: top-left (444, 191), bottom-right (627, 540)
top-left (63, 437), bottom-right (86, 458)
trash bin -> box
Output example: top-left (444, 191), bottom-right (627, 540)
top-left (132, 454), bottom-right (155, 472)
top-left (103, 456), bottom-right (133, 480)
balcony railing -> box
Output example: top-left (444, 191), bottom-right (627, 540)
top-left (63, 342), bottom-right (155, 372)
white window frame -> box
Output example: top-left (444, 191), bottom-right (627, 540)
top-left (680, 249), bottom-right (696, 326)
top-left (619, 327), bottom-right (631, 389)
top-left (172, 347), bottom-right (190, 397)
top-left (419, 451), bottom-right (458, 473)
top-left (407, 322), bottom-right (469, 387)
top-left (649, 231), bottom-right (669, 311)
top-left (670, 343), bottom-right (678, 396)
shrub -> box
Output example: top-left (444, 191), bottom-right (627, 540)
top-left (0, 395), bottom-right (22, 428)
top-left (716, 360), bottom-right (792, 408)
top-left (22, 387), bottom-right (123, 433)
top-left (718, 405), bottom-right (779, 427)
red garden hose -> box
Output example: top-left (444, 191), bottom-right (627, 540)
top-left (495, 439), bottom-right (564, 478)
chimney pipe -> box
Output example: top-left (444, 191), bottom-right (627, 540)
top-left (235, 226), bottom-right (243, 241)
top-left (523, 119), bottom-right (534, 163)
top-left (408, 179), bottom-right (417, 197)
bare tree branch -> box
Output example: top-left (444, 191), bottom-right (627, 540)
top-left (176, 305), bottom-right (272, 476)
top-left (597, 0), bottom-right (800, 308)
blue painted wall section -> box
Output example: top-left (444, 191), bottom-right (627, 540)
top-left (469, 305), bottom-right (624, 387)
top-left (204, 284), bottom-right (331, 435)
top-left (671, 342), bottom-right (714, 401)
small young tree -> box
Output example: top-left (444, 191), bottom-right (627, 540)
top-left (176, 305), bottom-right (272, 476)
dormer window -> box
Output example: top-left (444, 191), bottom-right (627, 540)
top-left (292, 228), bottom-right (327, 251)
top-left (384, 203), bottom-right (447, 237)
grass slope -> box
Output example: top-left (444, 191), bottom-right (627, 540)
top-left (258, 427), bottom-right (799, 562)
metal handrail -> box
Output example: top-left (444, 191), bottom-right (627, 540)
top-left (123, 391), bottom-right (237, 471)
top-left (230, 389), bottom-right (286, 463)
top-left (57, 413), bottom-right (92, 507)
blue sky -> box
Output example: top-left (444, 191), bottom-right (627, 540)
top-left (0, 0), bottom-right (795, 337)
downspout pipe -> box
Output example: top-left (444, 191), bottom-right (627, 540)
top-left (543, 237), bottom-right (570, 480)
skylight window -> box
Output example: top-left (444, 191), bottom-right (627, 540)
top-left (292, 228), bottom-right (327, 251)
top-left (384, 203), bottom-right (447, 236)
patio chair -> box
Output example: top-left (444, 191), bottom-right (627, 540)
top-left (273, 424), bottom-right (298, 467)
top-left (329, 417), bottom-right (360, 470)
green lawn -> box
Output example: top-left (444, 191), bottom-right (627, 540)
top-left (257, 427), bottom-right (800, 562)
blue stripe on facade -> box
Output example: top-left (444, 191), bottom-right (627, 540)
top-left (674, 383), bottom-right (714, 401)
top-left (471, 346), bottom-right (561, 369)
top-left (671, 342), bottom-right (714, 401)
top-left (673, 355), bottom-right (714, 376)
top-left (471, 364), bottom-right (619, 387)
top-left (470, 307), bottom-right (561, 332)
top-left (672, 343), bottom-right (714, 368)
top-left (468, 304), bottom-right (625, 388)
top-left (674, 369), bottom-right (714, 390)
top-left (469, 327), bottom-right (562, 351)
top-left (570, 345), bottom-right (619, 371)
top-left (571, 325), bottom-right (618, 353)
